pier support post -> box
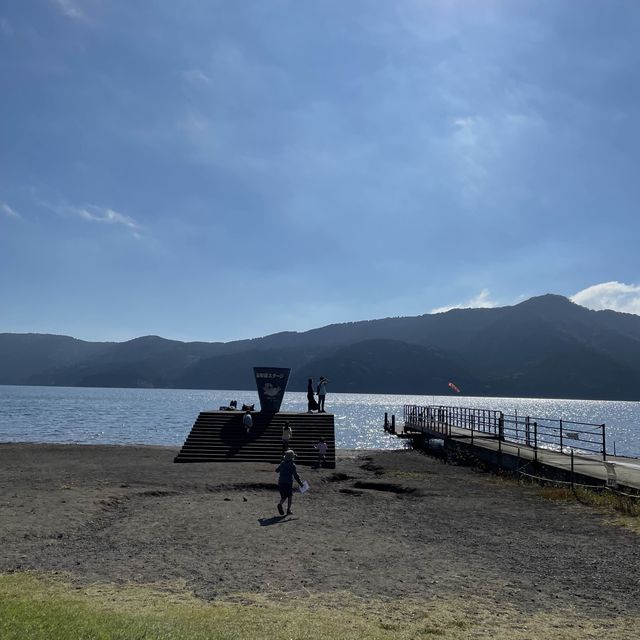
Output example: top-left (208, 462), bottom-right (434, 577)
top-left (559, 418), bottom-right (563, 453)
top-left (571, 450), bottom-right (575, 490)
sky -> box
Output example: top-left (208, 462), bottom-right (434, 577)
top-left (2, 1), bottom-right (640, 343)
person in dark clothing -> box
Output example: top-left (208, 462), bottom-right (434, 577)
top-left (307, 378), bottom-right (320, 413)
top-left (276, 449), bottom-right (304, 516)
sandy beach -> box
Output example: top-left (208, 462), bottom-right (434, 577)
top-left (1, 442), bottom-right (639, 632)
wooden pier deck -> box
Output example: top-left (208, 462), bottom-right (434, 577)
top-left (392, 405), bottom-right (640, 492)
top-left (174, 411), bottom-right (336, 467)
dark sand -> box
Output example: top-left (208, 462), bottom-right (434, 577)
top-left (1, 443), bottom-right (639, 617)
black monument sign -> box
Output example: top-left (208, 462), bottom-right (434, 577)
top-left (253, 366), bottom-right (291, 413)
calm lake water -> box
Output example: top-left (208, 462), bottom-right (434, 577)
top-left (0, 385), bottom-right (639, 457)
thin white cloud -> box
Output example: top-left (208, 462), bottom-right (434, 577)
top-left (31, 196), bottom-right (142, 237)
top-left (1, 202), bottom-right (21, 219)
top-left (571, 282), bottom-right (640, 315)
top-left (179, 111), bottom-right (210, 134)
top-left (431, 288), bottom-right (497, 314)
top-left (70, 205), bottom-right (140, 230)
top-left (449, 115), bottom-right (490, 202)
top-left (52, 0), bottom-right (86, 21)
top-left (445, 111), bottom-right (546, 208)
top-left (181, 69), bottom-right (212, 86)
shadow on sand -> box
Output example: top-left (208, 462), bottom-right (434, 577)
top-left (258, 515), bottom-right (295, 526)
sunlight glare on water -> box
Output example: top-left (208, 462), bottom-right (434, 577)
top-left (0, 386), bottom-right (638, 456)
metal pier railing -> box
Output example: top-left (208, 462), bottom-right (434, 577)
top-left (402, 404), bottom-right (607, 461)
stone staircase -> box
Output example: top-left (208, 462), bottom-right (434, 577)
top-left (174, 411), bottom-right (336, 467)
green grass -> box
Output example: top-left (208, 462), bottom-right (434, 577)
top-left (532, 485), bottom-right (640, 533)
top-left (1, 573), bottom-right (639, 639)
top-left (478, 466), bottom-right (640, 533)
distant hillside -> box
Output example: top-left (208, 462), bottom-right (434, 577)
top-left (288, 339), bottom-right (481, 395)
top-left (3, 294), bottom-right (640, 400)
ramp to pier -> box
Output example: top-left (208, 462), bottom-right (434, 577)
top-left (174, 411), bottom-right (335, 467)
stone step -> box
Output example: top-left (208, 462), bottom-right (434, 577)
top-left (175, 411), bottom-right (336, 466)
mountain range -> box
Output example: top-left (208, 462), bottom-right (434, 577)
top-left (2, 294), bottom-right (640, 400)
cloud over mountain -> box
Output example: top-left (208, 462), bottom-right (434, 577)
top-left (572, 282), bottom-right (640, 315)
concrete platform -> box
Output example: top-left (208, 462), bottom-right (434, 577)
top-left (175, 411), bottom-right (336, 467)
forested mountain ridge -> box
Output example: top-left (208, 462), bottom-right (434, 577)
top-left (2, 294), bottom-right (640, 400)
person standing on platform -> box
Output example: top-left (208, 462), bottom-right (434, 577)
top-left (307, 378), bottom-right (319, 413)
top-left (317, 376), bottom-right (329, 413)
top-left (282, 421), bottom-right (292, 454)
top-left (243, 410), bottom-right (253, 434)
top-left (276, 449), bottom-right (304, 516)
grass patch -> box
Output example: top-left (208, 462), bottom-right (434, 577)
top-left (480, 470), bottom-right (640, 534)
top-left (535, 486), bottom-right (640, 533)
top-left (1, 573), bottom-right (640, 639)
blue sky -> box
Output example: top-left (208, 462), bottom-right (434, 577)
top-left (2, 0), bottom-right (640, 343)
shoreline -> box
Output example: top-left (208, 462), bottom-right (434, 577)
top-left (0, 440), bottom-right (182, 451)
top-left (4, 440), bottom-right (639, 465)
top-left (0, 440), bottom-right (402, 455)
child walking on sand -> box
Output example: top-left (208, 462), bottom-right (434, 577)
top-left (314, 438), bottom-right (328, 468)
top-left (276, 450), bottom-right (304, 516)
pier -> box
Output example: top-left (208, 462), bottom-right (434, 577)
top-left (387, 404), bottom-right (640, 493)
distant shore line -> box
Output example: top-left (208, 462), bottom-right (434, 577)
top-left (0, 441), bottom-right (373, 454)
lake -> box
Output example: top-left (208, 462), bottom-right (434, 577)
top-left (0, 385), bottom-right (639, 457)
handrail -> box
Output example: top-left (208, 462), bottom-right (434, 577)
top-left (403, 404), bottom-right (607, 461)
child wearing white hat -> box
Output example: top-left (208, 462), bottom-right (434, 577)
top-left (275, 449), bottom-right (304, 516)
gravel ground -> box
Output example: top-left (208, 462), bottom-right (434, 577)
top-left (1, 443), bottom-right (638, 618)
